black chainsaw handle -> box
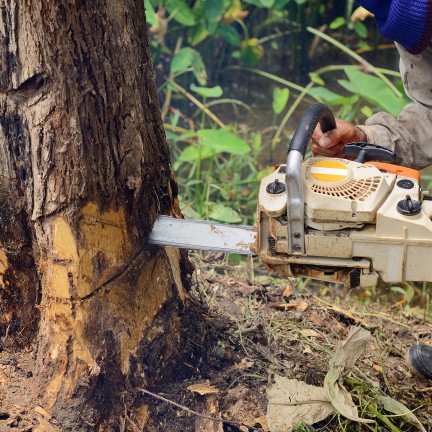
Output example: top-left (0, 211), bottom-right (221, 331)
top-left (285, 103), bottom-right (336, 255)
top-left (288, 103), bottom-right (336, 156)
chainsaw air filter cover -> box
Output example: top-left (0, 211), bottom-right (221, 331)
top-left (303, 157), bottom-right (395, 230)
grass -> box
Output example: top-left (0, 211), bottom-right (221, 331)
top-left (189, 255), bottom-right (432, 431)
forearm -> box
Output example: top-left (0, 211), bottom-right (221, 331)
top-left (357, 102), bottom-right (432, 170)
top-left (355, 42), bottom-right (432, 170)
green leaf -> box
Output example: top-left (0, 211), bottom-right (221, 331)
top-left (252, 133), bottom-right (262, 152)
top-left (144, 0), bottom-right (157, 26)
top-left (378, 396), bottom-right (427, 432)
top-left (188, 24), bottom-right (209, 46)
top-left (197, 129), bottom-right (250, 154)
top-left (190, 83), bottom-right (223, 98)
top-left (178, 145), bottom-right (215, 162)
top-left (358, 40), bottom-right (371, 51)
top-left (309, 72), bottom-right (324, 86)
top-left (272, 87), bottom-right (289, 114)
top-left (274, 0), bottom-right (291, 9)
top-left (170, 48), bottom-right (207, 85)
top-left (192, 55), bottom-right (207, 85)
top-left (308, 87), bottom-right (345, 104)
top-left (353, 21), bottom-right (368, 38)
top-left (360, 105), bottom-right (374, 118)
top-left (243, 0), bottom-right (275, 7)
top-left (208, 203), bottom-right (242, 223)
top-left (338, 68), bottom-right (409, 117)
top-left (170, 47), bottom-right (196, 73)
top-left (181, 205), bottom-right (202, 219)
top-left (330, 16), bottom-right (346, 30)
top-left (240, 38), bottom-right (264, 66)
top-left (205, 0), bottom-right (224, 21)
top-left (219, 24), bottom-right (241, 47)
top-left (166, 0), bottom-right (196, 26)
top-left (207, 20), bottom-right (219, 36)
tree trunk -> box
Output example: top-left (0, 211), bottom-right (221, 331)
top-left (0, 1), bottom-right (191, 430)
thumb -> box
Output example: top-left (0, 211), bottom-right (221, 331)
top-left (319, 129), bottom-right (342, 148)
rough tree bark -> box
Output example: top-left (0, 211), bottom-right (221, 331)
top-left (0, 1), bottom-right (192, 430)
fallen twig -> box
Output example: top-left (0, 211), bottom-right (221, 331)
top-left (139, 387), bottom-right (264, 431)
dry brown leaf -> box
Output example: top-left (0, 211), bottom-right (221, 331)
top-left (267, 327), bottom-right (375, 430)
top-left (390, 300), bottom-right (406, 309)
top-left (267, 375), bottom-right (334, 432)
top-left (308, 312), bottom-right (324, 326)
top-left (303, 345), bottom-right (313, 354)
top-left (324, 327), bottom-right (373, 424)
top-left (328, 305), bottom-right (366, 326)
top-left (299, 329), bottom-right (320, 338)
top-left (187, 382), bottom-right (219, 395)
top-left (282, 285), bottom-right (293, 298)
top-left (230, 358), bottom-right (254, 371)
top-left (351, 6), bottom-right (374, 21)
top-left (274, 301), bottom-right (308, 311)
top-left (298, 301), bottom-right (309, 312)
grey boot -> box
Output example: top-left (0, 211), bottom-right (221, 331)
top-left (406, 345), bottom-right (432, 381)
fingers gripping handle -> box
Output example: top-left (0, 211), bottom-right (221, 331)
top-left (288, 103), bottom-right (336, 155)
top-left (286, 104), bottom-right (336, 255)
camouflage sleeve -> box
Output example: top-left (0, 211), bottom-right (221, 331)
top-left (356, 42), bottom-right (432, 170)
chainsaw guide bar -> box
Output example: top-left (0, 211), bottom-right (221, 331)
top-left (149, 215), bottom-right (256, 255)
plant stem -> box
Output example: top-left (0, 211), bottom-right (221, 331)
top-left (226, 66), bottom-right (317, 96)
top-left (307, 26), bottom-right (402, 98)
top-left (168, 79), bottom-right (226, 128)
top-left (271, 81), bottom-right (315, 153)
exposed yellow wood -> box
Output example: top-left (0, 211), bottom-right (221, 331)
top-left (52, 218), bottom-right (79, 261)
top-left (49, 266), bottom-right (71, 299)
top-left (0, 249), bottom-right (8, 289)
top-left (43, 202), bottom-right (182, 380)
top-left (165, 246), bottom-right (188, 301)
top-left (106, 256), bottom-right (172, 374)
top-left (79, 202), bottom-right (132, 298)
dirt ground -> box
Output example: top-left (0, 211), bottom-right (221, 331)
top-left (150, 256), bottom-right (432, 432)
top-left (0, 255), bottom-right (432, 431)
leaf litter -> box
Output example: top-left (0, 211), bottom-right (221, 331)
top-left (2, 257), bottom-right (431, 431)
top-left (180, 258), bottom-right (432, 432)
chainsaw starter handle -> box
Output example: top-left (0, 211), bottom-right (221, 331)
top-left (286, 103), bottom-right (336, 255)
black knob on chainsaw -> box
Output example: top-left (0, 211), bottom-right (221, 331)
top-left (344, 142), bottom-right (395, 164)
top-left (397, 195), bottom-right (421, 216)
top-left (266, 179), bottom-right (286, 194)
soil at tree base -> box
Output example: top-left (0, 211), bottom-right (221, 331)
top-left (0, 257), bottom-right (431, 431)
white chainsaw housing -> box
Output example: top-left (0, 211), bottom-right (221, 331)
top-left (256, 157), bottom-right (432, 288)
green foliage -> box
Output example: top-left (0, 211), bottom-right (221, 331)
top-left (338, 68), bottom-right (409, 117)
top-left (170, 47), bottom-right (207, 84)
top-left (147, 0), bottom-right (408, 229)
top-left (190, 84), bottom-right (223, 98)
top-left (309, 68), bottom-right (410, 118)
top-left (272, 87), bottom-right (289, 114)
top-left (166, 0), bottom-right (196, 26)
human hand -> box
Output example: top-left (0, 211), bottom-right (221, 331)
top-left (311, 119), bottom-right (366, 157)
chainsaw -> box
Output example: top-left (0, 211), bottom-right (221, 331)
top-left (150, 103), bottom-right (432, 289)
